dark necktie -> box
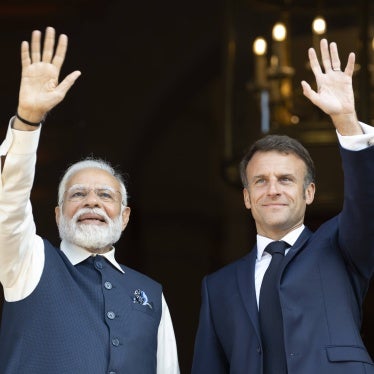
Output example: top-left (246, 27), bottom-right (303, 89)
top-left (259, 240), bottom-right (290, 374)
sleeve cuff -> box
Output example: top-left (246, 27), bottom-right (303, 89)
top-left (337, 122), bottom-right (374, 150)
top-left (0, 116), bottom-right (41, 156)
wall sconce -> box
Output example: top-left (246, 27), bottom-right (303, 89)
top-left (251, 15), bottom-right (331, 132)
top-left (252, 19), bottom-right (297, 132)
top-left (222, 0), bottom-right (371, 189)
top-left (271, 22), bottom-right (288, 67)
top-left (253, 37), bottom-right (268, 88)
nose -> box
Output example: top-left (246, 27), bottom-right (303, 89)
top-left (83, 189), bottom-right (101, 207)
top-left (267, 180), bottom-right (281, 196)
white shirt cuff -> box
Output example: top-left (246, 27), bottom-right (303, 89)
top-left (337, 122), bottom-right (374, 150)
top-left (0, 117), bottom-right (41, 156)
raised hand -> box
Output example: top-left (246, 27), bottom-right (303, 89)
top-left (16, 26), bottom-right (81, 126)
top-left (301, 39), bottom-right (361, 135)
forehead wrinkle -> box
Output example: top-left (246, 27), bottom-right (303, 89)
top-left (67, 168), bottom-right (121, 187)
top-left (249, 161), bottom-right (304, 176)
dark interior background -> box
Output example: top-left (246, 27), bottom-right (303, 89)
top-left (0, 0), bottom-right (374, 372)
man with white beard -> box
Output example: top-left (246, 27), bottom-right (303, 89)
top-left (0, 27), bottom-right (180, 374)
top-left (56, 159), bottom-right (129, 253)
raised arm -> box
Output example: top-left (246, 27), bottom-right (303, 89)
top-left (302, 40), bottom-right (374, 278)
top-left (14, 26), bottom-right (81, 131)
top-left (0, 27), bottom-right (80, 298)
top-left (301, 38), bottom-right (362, 136)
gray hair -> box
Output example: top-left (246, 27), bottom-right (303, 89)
top-left (57, 158), bottom-right (128, 206)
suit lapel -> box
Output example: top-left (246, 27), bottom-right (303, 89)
top-left (282, 227), bottom-right (313, 270)
top-left (236, 248), bottom-right (261, 340)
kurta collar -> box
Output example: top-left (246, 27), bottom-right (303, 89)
top-left (60, 239), bottom-right (125, 273)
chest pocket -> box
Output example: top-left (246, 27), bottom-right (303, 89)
top-left (326, 345), bottom-right (374, 365)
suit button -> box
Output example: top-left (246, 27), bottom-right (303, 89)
top-left (109, 371), bottom-right (116, 374)
top-left (112, 338), bottom-right (120, 346)
top-left (107, 311), bottom-right (116, 320)
top-left (257, 346), bottom-right (261, 354)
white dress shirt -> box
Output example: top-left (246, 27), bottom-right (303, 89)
top-left (0, 118), bottom-right (180, 374)
top-left (255, 226), bottom-right (304, 307)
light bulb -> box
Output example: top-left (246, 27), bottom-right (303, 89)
top-left (272, 23), bottom-right (287, 42)
top-left (253, 37), bottom-right (267, 56)
top-left (312, 16), bottom-right (326, 35)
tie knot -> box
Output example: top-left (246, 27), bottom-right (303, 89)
top-left (265, 240), bottom-right (289, 256)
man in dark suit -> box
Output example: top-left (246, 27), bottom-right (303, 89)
top-left (191, 39), bottom-right (374, 373)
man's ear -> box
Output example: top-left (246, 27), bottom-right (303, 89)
top-left (243, 188), bottom-right (251, 209)
top-left (121, 207), bottom-right (131, 231)
top-left (55, 206), bottom-right (61, 226)
top-left (305, 182), bottom-right (316, 205)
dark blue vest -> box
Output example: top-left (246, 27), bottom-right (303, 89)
top-left (0, 239), bottom-right (162, 374)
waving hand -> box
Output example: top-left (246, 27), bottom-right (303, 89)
top-left (16, 26), bottom-right (81, 128)
top-left (301, 39), bottom-right (361, 135)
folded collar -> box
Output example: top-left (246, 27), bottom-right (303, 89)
top-left (256, 225), bottom-right (305, 261)
top-left (60, 239), bottom-right (125, 273)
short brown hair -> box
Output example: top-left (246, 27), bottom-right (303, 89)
top-left (239, 134), bottom-right (315, 189)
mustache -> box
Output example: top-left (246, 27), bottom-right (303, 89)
top-left (72, 207), bottom-right (110, 224)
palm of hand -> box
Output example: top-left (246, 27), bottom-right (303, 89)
top-left (19, 61), bottom-right (62, 114)
top-left (314, 72), bottom-right (355, 116)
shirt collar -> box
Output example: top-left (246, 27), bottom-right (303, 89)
top-left (256, 225), bottom-right (305, 261)
top-left (60, 239), bottom-right (125, 273)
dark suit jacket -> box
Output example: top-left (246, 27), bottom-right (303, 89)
top-left (192, 146), bottom-right (374, 374)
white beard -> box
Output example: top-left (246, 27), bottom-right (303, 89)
top-left (58, 207), bottom-right (123, 253)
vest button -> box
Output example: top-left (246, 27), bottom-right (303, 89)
top-left (109, 371), bottom-right (116, 374)
top-left (104, 281), bottom-right (113, 290)
top-left (107, 311), bottom-right (116, 320)
top-left (112, 338), bottom-right (120, 346)
top-left (95, 261), bottom-right (103, 269)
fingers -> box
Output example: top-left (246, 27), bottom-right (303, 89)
top-left (308, 38), bottom-right (355, 78)
top-left (308, 46), bottom-right (322, 77)
top-left (30, 30), bottom-right (41, 63)
top-left (319, 38), bottom-right (336, 73)
top-left (344, 52), bottom-right (356, 76)
top-left (24, 26), bottom-right (67, 69)
top-left (42, 27), bottom-right (56, 63)
top-left (20, 41), bottom-right (31, 69)
top-left (311, 38), bottom-right (339, 73)
top-left (318, 39), bottom-right (353, 75)
top-left (56, 70), bottom-right (82, 98)
top-left (328, 42), bottom-right (341, 71)
top-left (301, 80), bottom-right (317, 103)
top-left (52, 34), bottom-right (68, 71)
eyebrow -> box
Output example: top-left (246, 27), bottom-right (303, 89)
top-left (278, 173), bottom-right (295, 179)
top-left (66, 184), bottom-right (117, 192)
top-left (251, 173), bottom-right (296, 181)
